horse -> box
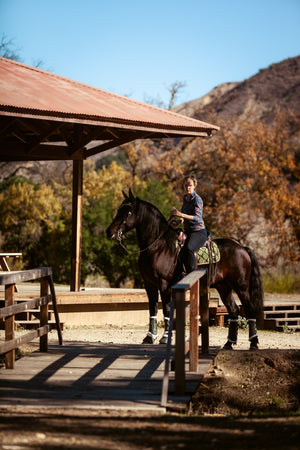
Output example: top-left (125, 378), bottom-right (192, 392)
top-left (106, 190), bottom-right (264, 350)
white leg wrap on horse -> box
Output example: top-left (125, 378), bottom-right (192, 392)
top-left (248, 318), bottom-right (258, 341)
top-left (162, 317), bottom-right (170, 338)
top-left (227, 319), bottom-right (239, 344)
top-left (147, 316), bottom-right (158, 339)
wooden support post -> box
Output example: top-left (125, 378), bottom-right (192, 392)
top-left (71, 159), bottom-right (83, 292)
top-left (175, 290), bottom-right (185, 395)
top-left (189, 280), bottom-right (199, 371)
top-left (5, 284), bottom-right (15, 369)
top-left (200, 271), bottom-right (209, 353)
top-left (40, 278), bottom-right (49, 352)
top-left (48, 275), bottom-right (63, 345)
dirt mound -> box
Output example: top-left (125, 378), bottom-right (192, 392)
top-left (189, 349), bottom-right (300, 416)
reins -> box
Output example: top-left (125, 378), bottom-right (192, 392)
top-left (117, 226), bottom-right (168, 254)
top-left (117, 215), bottom-right (177, 255)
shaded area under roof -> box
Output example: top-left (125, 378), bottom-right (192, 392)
top-left (0, 57), bottom-right (219, 161)
top-left (0, 57), bottom-right (220, 291)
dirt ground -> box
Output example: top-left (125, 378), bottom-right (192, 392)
top-left (0, 325), bottom-right (299, 449)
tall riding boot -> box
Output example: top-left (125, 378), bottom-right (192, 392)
top-left (143, 316), bottom-right (158, 344)
top-left (159, 317), bottom-right (170, 344)
top-left (223, 319), bottom-right (239, 350)
top-left (248, 319), bottom-right (259, 350)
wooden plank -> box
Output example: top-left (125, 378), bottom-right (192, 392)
top-left (174, 290), bottom-right (185, 395)
top-left (40, 279), bottom-right (48, 352)
top-left (172, 269), bottom-right (206, 291)
top-left (0, 267), bottom-right (52, 285)
top-left (161, 299), bottom-right (175, 407)
top-left (48, 275), bottom-right (63, 345)
top-left (0, 256), bottom-right (10, 271)
top-left (189, 281), bottom-right (199, 372)
top-left (200, 272), bottom-right (209, 354)
top-left (4, 284), bottom-right (15, 369)
top-left (0, 325), bottom-right (50, 354)
top-left (0, 295), bottom-right (51, 318)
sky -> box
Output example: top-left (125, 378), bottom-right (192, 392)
top-left (0, 0), bottom-right (299, 107)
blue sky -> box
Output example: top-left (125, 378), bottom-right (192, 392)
top-left (0, 0), bottom-right (299, 106)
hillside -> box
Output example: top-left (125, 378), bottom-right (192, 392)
top-left (174, 55), bottom-right (300, 125)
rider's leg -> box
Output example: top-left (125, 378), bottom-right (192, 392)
top-left (184, 230), bottom-right (208, 273)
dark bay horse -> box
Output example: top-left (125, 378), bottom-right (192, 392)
top-left (106, 190), bottom-right (264, 350)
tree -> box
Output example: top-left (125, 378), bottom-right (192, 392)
top-left (0, 178), bottom-right (62, 252)
top-left (144, 81), bottom-right (187, 110)
top-left (0, 34), bottom-right (22, 61)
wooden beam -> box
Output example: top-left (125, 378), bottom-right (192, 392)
top-left (70, 159), bottom-right (83, 291)
top-left (0, 326), bottom-right (50, 354)
top-left (85, 131), bottom-right (153, 157)
top-left (0, 142), bottom-right (85, 160)
top-left (26, 123), bottom-right (64, 154)
top-left (0, 267), bottom-right (53, 285)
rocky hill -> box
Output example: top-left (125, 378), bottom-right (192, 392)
top-left (174, 55), bottom-right (300, 125)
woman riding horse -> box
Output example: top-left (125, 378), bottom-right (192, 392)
top-left (106, 190), bottom-right (264, 350)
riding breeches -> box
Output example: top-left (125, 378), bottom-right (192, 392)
top-left (179, 229), bottom-right (208, 273)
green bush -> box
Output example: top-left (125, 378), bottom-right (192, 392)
top-left (262, 266), bottom-right (300, 293)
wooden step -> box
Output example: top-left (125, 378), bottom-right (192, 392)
top-left (264, 304), bottom-right (300, 311)
top-left (265, 310), bottom-right (300, 319)
top-left (264, 318), bottom-right (300, 332)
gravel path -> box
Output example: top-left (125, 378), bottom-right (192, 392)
top-left (47, 324), bottom-right (300, 350)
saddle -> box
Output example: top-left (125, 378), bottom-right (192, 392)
top-left (176, 230), bottom-right (220, 265)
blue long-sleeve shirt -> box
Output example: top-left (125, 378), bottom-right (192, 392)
top-left (181, 191), bottom-right (205, 233)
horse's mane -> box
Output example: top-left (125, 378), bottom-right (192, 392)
top-left (135, 197), bottom-right (177, 249)
top-left (136, 197), bottom-right (167, 224)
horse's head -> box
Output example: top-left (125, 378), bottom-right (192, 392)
top-left (106, 189), bottom-right (137, 243)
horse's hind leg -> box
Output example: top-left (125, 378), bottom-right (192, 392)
top-left (216, 284), bottom-right (240, 350)
top-left (143, 282), bottom-right (159, 344)
top-left (234, 285), bottom-right (259, 350)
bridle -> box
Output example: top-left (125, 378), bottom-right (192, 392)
top-left (114, 202), bottom-right (171, 254)
top-left (116, 221), bottom-right (167, 254)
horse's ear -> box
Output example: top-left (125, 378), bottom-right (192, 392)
top-left (129, 189), bottom-right (135, 201)
top-left (122, 190), bottom-right (129, 199)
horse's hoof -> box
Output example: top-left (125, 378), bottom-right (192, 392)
top-left (249, 337), bottom-right (259, 350)
top-left (159, 334), bottom-right (168, 344)
top-left (142, 332), bottom-right (157, 344)
top-left (223, 341), bottom-right (234, 350)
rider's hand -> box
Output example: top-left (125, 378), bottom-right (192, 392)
top-left (172, 207), bottom-right (181, 217)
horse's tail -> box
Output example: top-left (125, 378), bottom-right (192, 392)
top-left (244, 247), bottom-right (264, 328)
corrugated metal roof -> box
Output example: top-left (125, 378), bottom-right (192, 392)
top-left (0, 57), bottom-right (219, 133)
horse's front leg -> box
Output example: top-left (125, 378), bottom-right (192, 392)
top-left (143, 282), bottom-right (159, 344)
top-left (159, 287), bottom-right (172, 344)
top-left (216, 285), bottom-right (240, 350)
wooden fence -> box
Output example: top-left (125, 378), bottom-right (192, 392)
top-left (0, 268), bottom-right (62, 369)
top-left (161, 268), bottom-right (209, 405)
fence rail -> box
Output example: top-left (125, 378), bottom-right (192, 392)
top-left (0, 267), bottom-right (62, 369)
top-left (161, 268), bottom-right (209, 405)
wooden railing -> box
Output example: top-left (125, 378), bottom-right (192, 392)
top-left (161, 268), bottom-right (209, 405)
top-left (0, 267), bottom-right (63, 369)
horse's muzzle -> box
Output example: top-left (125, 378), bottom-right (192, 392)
top-left (106, 227), bottom-right (115, 240)
top-left (106, 226), bottom-right (123, 242)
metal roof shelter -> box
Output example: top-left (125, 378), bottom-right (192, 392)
top-left (0, 57), bottom-right (219, 290)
